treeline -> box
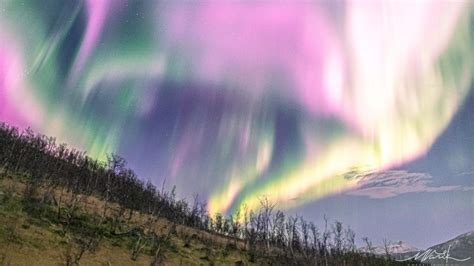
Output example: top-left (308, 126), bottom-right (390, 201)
top-left (0, 122), bottom-right (419, 265)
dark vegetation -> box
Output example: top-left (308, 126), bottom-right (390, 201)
top-left (0, 122), bottom-right (423, 265)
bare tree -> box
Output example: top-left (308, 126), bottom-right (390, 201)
top-left (383, 238), bottom-right (392, 259)
top-left (259, 196), bottom-right (276, 252)
top-left (332, 220), bottom-right (343, 254)
top-left (363, 237), bottom-right (375, 254)
top-left (344, 226), bottom-right (356, 252)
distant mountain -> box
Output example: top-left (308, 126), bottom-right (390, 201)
top-left (359, 240), bottom-right (420, 258)
top-left (387, 231), bottom-right (474, 265)
top-left (372, 241), bottom-right (420, 255)
top-left (422, 231), bottom-right (474, 265)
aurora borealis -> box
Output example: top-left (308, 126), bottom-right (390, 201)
top-left (1, 0), bottom-right (474, 246)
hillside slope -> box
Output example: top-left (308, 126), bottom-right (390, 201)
top-left (0, 123), bottom-right (420, 265)
top-left (0, 175), bottom-right (252, 265)
top-left (0, 174), bottom-right (420, 265)
top-left (373, 232), bottom-right (474, 265)
top-left (423, 231), bottom-right (474, 265)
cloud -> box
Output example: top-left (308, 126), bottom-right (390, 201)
top-left (346, 170), bottom-right (474, 199)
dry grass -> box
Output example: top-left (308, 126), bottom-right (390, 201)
top-left (0, 175), bottom-right (253, 265)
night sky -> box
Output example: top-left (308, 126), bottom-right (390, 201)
top-left (1, 0), bottom-right (473, 248)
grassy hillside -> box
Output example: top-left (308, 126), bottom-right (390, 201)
top-left (0, 123), bottom-right (422, 265)
top-left (0, 174), bottom-right (256, 265)
top-left (0, 174), bottom-right (423, 266)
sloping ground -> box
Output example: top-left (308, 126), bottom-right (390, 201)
top-left (423, 231), bottom-right (474, 265)
top-left (372, 241), bottom-right (420, 255)
top-left (0, 174), bottom-right (420, 266)
top-left (0, 175), bottom-right (252, 265)
top-left (369, 233), bottom-right (474, 265)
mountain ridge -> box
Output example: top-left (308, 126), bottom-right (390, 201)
top-left (376, 230), bottom-right (474, 265)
